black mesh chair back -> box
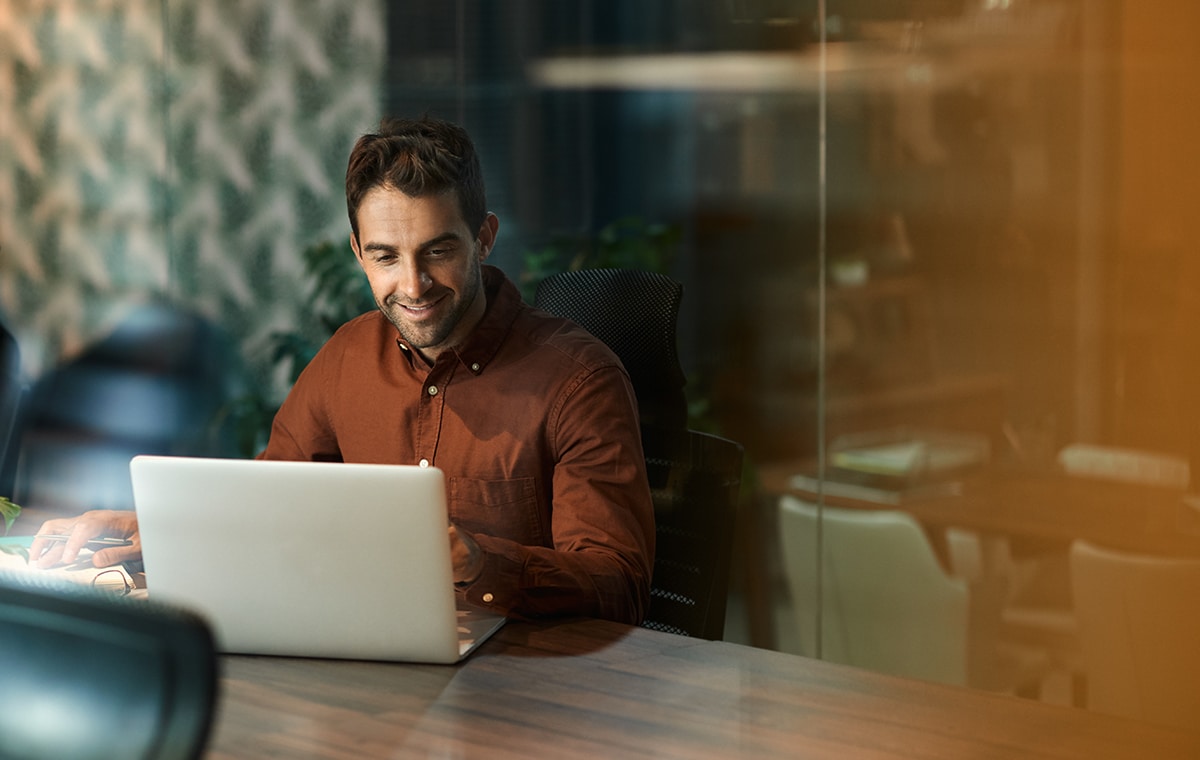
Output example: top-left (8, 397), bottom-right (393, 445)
top-left (0, 321), bottom-right (24, 497)
top-left (0, 571), bottom-right (218, 759)
top-left (535, 268), bottom-right (688, 432)
top-left (535, 268), bottom-right (744, 639)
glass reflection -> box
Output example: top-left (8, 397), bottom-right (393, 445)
top-left (2, 0), bottom-right (1198, 727)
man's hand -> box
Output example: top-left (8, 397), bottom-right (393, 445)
top-left (448, 524), bottom-right (484, 584)
top-left (29, 510), bottom-right (142, 569)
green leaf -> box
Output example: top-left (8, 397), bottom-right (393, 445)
top-left (0, 543), bottom-right (28, 563)
top-left (1, 496), bottom-right (21, 535)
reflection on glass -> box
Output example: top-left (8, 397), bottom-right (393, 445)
top-left (4, 0), bottom-right (1199, 727)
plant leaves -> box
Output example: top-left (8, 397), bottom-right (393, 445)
top-left (0, 543), bottom-right (28, 563)
top-left (1, 496), bottom-right (21, 535)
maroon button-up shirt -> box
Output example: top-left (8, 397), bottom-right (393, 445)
top-left (260, 265), bottom-right (654, 624)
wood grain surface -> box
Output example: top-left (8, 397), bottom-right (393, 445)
top-left (208, 618), bottom-right (1200, 759)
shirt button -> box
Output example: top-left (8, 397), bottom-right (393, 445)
top-left (471, 363), bottom-right (481, 372)
top-left (427, 385), bottom-right (438, 396)
top-left (482, 593), bottom-right (494, 603)
top-left (418, 458), bottom-right (429, 468)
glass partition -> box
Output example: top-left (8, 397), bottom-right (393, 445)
top-left (3, 0), bottom-right (1199, 729)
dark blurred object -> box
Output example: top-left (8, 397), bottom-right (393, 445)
top-left (536, 268), bottom-right (744, 639)
top-left (1, 319), bottom-right (25, 497)
top-left (0, 571), bottom-right (218, 760)
top-left (14, 302), bottom-right (244, 511)
top-left (640, 426), bottom-right (744, 639)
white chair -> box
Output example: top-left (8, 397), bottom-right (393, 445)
top-left (1069, 540), bottom-right (1200, 730)
top-left (778, 495), bottom-right (969, 685)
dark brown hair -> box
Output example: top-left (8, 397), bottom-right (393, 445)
top-left (344, 116), bottom-right (487, 239)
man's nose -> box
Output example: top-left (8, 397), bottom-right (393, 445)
top-left (398, 260), bottom-right (433, 300)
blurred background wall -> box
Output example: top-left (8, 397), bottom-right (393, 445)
top-left (0, 0), bottom-right (382, 380)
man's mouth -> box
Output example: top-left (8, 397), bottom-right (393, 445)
top-left (393, 294), bottom-right (444, 317)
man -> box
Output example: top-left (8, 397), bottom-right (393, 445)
top-left (31, 117), bottom-right (655, 625)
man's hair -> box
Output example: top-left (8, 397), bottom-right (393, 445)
top-left (345, 116), bottom-right (487, 239)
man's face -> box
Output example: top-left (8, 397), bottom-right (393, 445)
top-left (351, 186), bottom-right (497, 362)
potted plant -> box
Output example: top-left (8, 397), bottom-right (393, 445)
top-left (518, 215), bottom-right (681, 302)
top-left (217, 240), bottom-right (376, 458)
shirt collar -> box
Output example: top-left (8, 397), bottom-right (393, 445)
top-left (449, 265), bottom-right (522, 374)
top-left (391, 265), bottom-right (522, 373)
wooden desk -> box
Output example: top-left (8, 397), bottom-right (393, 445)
top-left (209, 618), bottom-right (1197, 758)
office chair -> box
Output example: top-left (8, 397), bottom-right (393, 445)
top-left (0, 571), bottom-right (218, 760)
top-left (641, 425), bottom-right (744, 639)
top-left (780, 496), bottom-right (1055, 693)
top-left (0, 320), bottom-right (24, 497)
top-left (1069, 540), bottom-right (1200, 730)
top-left (779, 495), bottom-right (971, 685)
top-left (535, 268), bottom-right (744, 639)
top-left (534, 268), bottom-right (688, 432)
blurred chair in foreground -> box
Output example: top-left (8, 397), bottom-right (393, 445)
top-left (1070, 540), bottom-right (1200, 731)
top-left (535, 268), bottom-right (744, 639)
top-left (0, 571), bottom-right (218, 760)
top-left (14, 302), bottom-right (243, 512)
top-left (1, 319), bottom-right (24, 497)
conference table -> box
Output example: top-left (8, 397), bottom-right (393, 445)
top-left (208, 617), bottom-right (1199, 758)
top-left (755, 462), bottom-right (1200, 557)
top-left (740, 461), bottom-right (1200, 649)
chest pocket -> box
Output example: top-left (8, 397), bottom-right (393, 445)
top-left (448, 476), bottom-right (544, 546)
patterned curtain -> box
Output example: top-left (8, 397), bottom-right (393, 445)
top-left (0, 0), bottom-right (384, 399)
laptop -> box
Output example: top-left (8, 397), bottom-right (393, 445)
top-left (129, 455), bottom-right (505, 664)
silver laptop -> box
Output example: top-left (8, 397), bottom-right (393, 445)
top-left (129, 455), bottom-right (505, 664)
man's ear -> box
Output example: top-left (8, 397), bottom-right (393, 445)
top-left (350, 233), bottom-right (364, 265)
top-left (476, 213), bottom-right (499, 261)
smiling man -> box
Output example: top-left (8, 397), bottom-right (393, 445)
top-left (34, 117), bottom-right (655, 626)
top-left (352, 186), bottom-right (493, 361)
top-left (257, 117), bottom-right (655, 624)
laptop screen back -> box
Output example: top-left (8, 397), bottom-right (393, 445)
top-left (130, 455), bottom-right (474, 663)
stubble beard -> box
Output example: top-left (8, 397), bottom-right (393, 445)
top-left (382, 257), bottom-right (483, 353)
